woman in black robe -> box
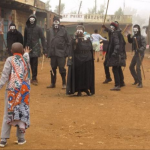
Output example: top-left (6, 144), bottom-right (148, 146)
top-left (66, 23), bottom-right (95, 96)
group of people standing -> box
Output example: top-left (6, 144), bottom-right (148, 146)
top-left (101, 22), bottom-right (146, 90)
top-left (0, 14), bottom-right (146, 147)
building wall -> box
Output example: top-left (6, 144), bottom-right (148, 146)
top-left (14, 10), bottom-right (30, 34)
top-left (15, 0), bottom-right (34, 6)
top-left (0, 8), bottom-right (14, 50)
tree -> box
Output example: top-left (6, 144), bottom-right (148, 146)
top-left (70, 11), bottom-right (77, 14)
top-left (88, 6), bottom-right (96, 14)
top-left (54, 3), bottom-right (65, 14)
top-left (97, 4), bottom-right (106, 15)
top-left (124, 7), bottom-right (146, 28)
top-left (45, 0), bottom-right (51, 11)
top-left (114, 7), bottom-right (124, 17)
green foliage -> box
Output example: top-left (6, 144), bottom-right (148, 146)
top-left (114, 7), bottom-right (124, 16)
top-left (70, 11), bottom-right (77, 14)
top-left (45, 0), bottom-right (51, 11)
top-left (54, 3), bottom-right (65, 14)
top-left (97, 4), bottom-right (106, 15)
top-left (88, 6), bottom-right (96, 14)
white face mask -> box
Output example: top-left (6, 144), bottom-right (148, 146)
top-left (110, 25), bottom-right (115, 32)
top-left (10, 26), bottom-right (16, 32)
top-left (133, 27), bottom-right (138, 35)
top-left (77, 29), bottom-right (83, 34)
top-left (29, 17), bottom-right (35, 24)
top-left (10, 26), bottom-right (15, 30)
top-left (53, 20), bottom-right (60, 29)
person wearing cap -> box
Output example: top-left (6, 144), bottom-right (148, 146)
top-left (66, 23), bottom-right (95, 96)
top-left (127, 24), bottom-right (146, 88)
top-left (7, 23), bottom-right (23, 56)
top-left (24, 14), bottom-right (46, 86)
top-left (105, 22), bottom-right (126, 91)
top-left (46, 16), bottom-right (70, 89)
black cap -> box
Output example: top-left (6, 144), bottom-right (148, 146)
top-left (9, 23), bottom-right (16, 27)
top-left (53, 16), bottom-right (60, 22)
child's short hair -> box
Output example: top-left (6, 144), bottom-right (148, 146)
top-left (94, 29), bottom-right (98, 33)
top-left (11, 42), bottom-right (23, 55)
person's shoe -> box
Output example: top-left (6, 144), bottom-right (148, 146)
top-left (31, 79), bottom-right (38, 86)
top-left (47, 84), bottom-right (55, 88)
top-left (0, 140), bottom-right (7, 147)
top-left (110, 86), bottom-right (120, 91)
top-left (84, 90), bottom-right (91, 96)
top-left (77, 91), bottom-right (82, 96)
top-left (15, 139), bottom-right (26, 145)
top-left (103, 78), bottom-right (112, 84)
top-left (137, 83), bottom-right (143, 88)
top-left (62, 84), bottom-right (66, 89)
top-left (132, 81), bottom-right (138, 85)
top-left (120, 83), bottom-right (125, 87)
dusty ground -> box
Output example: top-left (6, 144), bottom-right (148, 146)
top-left (1, 52), bottom-right (150, 149)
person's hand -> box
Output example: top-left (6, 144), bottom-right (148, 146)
top-left (44, 54), bottom-right (48, 58)
top-left (24, 46), bottom-right (31, 53)
top-left (102, 24), bottom-right (106, 28)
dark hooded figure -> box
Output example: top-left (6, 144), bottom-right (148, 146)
top-left (24, 14), bottom-right (46, 86)
top-left (102, 21), bottom-right (126, 85)
top-left (66, 23), bottom-right (95, 96)
top-left (46, 16), bottom-right (70, 89)
top-left (7, 23), bottom-right (23, 56)
top-left (105, 22), bottom-right (126, 91)
top-left (127, 24), bottom-right (146, 88)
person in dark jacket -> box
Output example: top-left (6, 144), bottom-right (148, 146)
top-left (100, 37), bottom-right (112, 84)
top-left (105, 22), bottom-right (126, 91)
top-left (46, 16), bottom-right (70, 89)
top-left (66, 23), bottom-right (95, 96)
top-left (127, 24), bottom-right (146, 88)
top-left (7, 23), bottom-right (23, 56)
top-left (24, 14), bottom-right (46, 86)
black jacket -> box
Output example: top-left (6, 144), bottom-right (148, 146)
top-left (66, 38), bottom-right (95, 95)
top-left (106, 30), bottom-right (126, 67)
top-left (24, 14), bottom-right (46, 57)
top-left (7, 30), bottom-right (23, 55)
top-left (46, 26), bottom-right (70, 58)
top-left (127, 34), bottom-right (146, 57)
top-left (101, 40), bottom-right (109, 52)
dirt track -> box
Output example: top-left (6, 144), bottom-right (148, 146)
top-left (1, 52), bottom-right (150, 149)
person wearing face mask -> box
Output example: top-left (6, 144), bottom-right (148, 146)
top-left (66, 23), bottom-right (95, 96)
top-left (46, 16), bottom-right (71, 89)
top-left (105, 22), bottom-right (126, 91)
top-left (24, 14), bottom-right (46, 86)
top-left (127, 24), bottom-right (146, 88)
top-left (7, 23), bottom-right (23, 56)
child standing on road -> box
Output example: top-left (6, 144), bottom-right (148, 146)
top-left (0, 43), bottom-right (30, 147)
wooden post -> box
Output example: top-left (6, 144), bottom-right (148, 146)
top-left (78, 1), bottom-right (82, 14)
top-left (59, 0), bottom-right (61, 15)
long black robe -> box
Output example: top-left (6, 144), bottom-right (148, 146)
top-left (66, 38), bottom-right (95, 95)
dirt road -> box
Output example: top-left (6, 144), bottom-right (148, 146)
top-left (0, 53), bottom-right (150, 149)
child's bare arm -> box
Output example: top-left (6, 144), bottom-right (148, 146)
top-left (0, 57), bottom-right (12, 89)
top-left (23, 47), bottom-right (31, 63)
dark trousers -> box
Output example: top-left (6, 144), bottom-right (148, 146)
top-left (129, 54), bottom-right (143, 84)
top-left (112, 66), bottom-right (124, 86)
top-left (104, 59), bottom-right (111, 79)
top-left (50, 56), bottom-right (66, 84)
top-left (30, 57), bottom-right (38, 80)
